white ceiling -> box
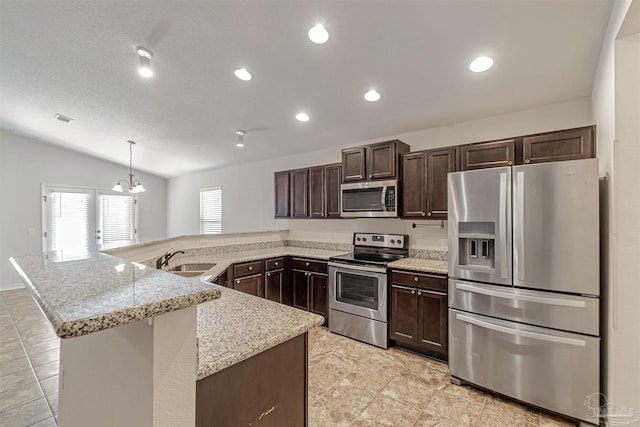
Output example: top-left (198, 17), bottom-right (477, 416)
top-left (0, 0), bottom-right (613, 178)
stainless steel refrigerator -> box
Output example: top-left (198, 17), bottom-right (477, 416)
top-left (447, 158), bottom-right (600, 425)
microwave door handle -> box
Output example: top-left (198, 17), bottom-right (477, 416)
top-left (381, 186), bottom-right (387, 211)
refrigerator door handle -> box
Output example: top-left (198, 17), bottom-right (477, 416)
top-left (515, 171), bottom-right (525, 281)
top-left (455, 283), bottom-right (587, 307)
top-left (455, 314), bottom-right (586, 347)
top-left (499, 172), bottom-right (508, 279)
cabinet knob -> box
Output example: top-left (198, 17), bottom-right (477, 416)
top-left (411, 290), bottom-right (415, 295)
top-left (249, 266), bottom-right (253, 271)
top-left (275, 262), bottom-right (279, 266)
top-left (427, 212), bottom-right (432, 216)
top-left (417, 291), bottom-right (422, 296)
top-left (524, 159), bottom-right (530, 164)
top-left (236, 280), bottom-right (240, 284)
top-left (508, 160), bottom-right (513, 165)
top-left (369, 174), bottom-right (373, 179)
top-left (305, 262), bottom-right (310, 266)
top-left (421, 212), bottom-right (425, 216)
top-left (414, 277), bottom-right (419, 282)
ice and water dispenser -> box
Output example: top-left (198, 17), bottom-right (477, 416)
top-left (457, 222), bottom-right (495, 269)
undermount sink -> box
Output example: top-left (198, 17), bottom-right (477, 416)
top-left (169, 263), bottom-right (216, 272)
top-left (167, 263), bottom-right (216, 278)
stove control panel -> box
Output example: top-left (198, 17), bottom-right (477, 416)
top-left (353, 233), bottom-right (408, 249)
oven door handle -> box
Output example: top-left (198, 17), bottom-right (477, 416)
top-left (328, 261), bottom-right (388, 274)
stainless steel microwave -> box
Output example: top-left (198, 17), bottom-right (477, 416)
top-left (340, 179), bottom-right (398, 218)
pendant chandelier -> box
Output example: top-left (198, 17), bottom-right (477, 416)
top-left (112, 141), bottom-right (146, 193)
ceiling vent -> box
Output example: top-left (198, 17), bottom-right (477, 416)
top-left (53, 114), bottom-right (73, 123)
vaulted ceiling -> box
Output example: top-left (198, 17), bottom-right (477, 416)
top-left (0, 0), bottom-right (613, 178)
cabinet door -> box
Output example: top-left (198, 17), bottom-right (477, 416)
top-left (324, 163), bottom-right (342, 218)
top-left (290, 169), bottom-right (309, 218)
top-left (401, 152), bottom-right (426, 218)
top-left (308, 166), bottom-right (325, 218)
top-left (522, 126), bottom-right (594, 164)
top-left (274, 171), bottom-right (290, 218)
top-left (292, 270), bottom-right (309, 310)
top-left (342, 147), bottom-right (366, 182)
top-left (417, 290), bottom-right (447, 353)
top-left (460, 139), bottom-right (515, 170)
top-left (426, 148), bottom-right (457, 218)
top-left (390, 285), bottom-right (418, 344)
top-left (367, 141), bottom-right (396, 180)
top-left (234, 274), bottom-right (264, 298)
top-left (308, 273), bottom-right (328, 318)
top-left (265, 269), bottom-right (284, 303)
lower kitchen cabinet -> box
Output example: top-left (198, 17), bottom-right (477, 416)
top-left (292, 269), bottom-right (309, 310)
top-left (233, 274), bottom-right (264, 297)
top-left (390, 270), bottom-right (448, 360)
top-left (308, 273), bottom-right (328, 317)
top-left (265, 268), bottom-right (285, 303)
top-left (291, 258), bottom-right (329, 323)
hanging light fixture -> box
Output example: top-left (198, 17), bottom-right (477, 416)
top-left (112, 141), bottom-right (146, 193)
top-left (136, 46), bottom-right (153, 78)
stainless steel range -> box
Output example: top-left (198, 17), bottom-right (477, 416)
top-left (328, 233), bottom-right (408, 348)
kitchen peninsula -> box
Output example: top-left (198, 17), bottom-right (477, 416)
top-left (9, 246), bottom-right (326, 427)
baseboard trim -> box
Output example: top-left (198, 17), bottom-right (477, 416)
top-left (0, 283), bottom-right (25, 292)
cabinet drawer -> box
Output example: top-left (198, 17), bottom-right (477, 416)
top-left (290, 258), bottom-right (327, 273)
top-left (391, 271), bottom-right (446, 292)
top-left (265, 257), bottom-right (285, 271)
top-left (233, 260), bottom-right (264, 277)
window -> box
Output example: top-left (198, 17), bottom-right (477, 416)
top-left (43, 186), bottom-right (137, 252)
top-left (200, 187), bottom-right (222, 234)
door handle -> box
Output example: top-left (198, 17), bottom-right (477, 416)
top-left (455, 283), bottom-right (586, 307)
top-left (515, 171), bottom-right (525, 281)
top-left (499, 172), bottom-right (508, 279)
top-left (456, 314), bottom-right (586, 347)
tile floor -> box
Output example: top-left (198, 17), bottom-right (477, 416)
top-left (0, 288), bottom-right (577, 427)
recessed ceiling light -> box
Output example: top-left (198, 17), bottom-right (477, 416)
top-left (364, 89), bottom-right (381, 102)
top-left (308, 24), bottom-right (329, 44)
top-left (234, 68), bottom-right (252, 81)
top-left (136, 46), bottom-right (153, 78)
top-left (53, 113), bottom-right (73, 123)
top-left (236, 130), bottom-right (245, 147)
top-left (296, 112), bottom-right (310, 122)
top-left (469, 56), bottom-right (494, 73)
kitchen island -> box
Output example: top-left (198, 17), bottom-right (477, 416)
top-left (10, 250), bottom-right (324, 427)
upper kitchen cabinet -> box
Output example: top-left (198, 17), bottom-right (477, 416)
top-left (342, 140), bottom-right (410, 182)
top-left (308, 166), bottom-right (325, 218)
top-left (274, 171), bottom-right (290, 218)
top-left (402, 147), bottom-right (456, 219)
top-left (324, 163), bottom-right (342, 218)
top-left (460, 139), bottom-right (515, 171)
top-left (290, 169), bottom-right (309, 218)
top-left (522, 126), bottom-right (595, 164)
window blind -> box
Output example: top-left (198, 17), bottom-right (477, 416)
top-left (200, 187), bottom-right (222, 234)
top-left (99, 194), bottom-right (135, 247)
top-left (50, 192), bottom-right (90, 251)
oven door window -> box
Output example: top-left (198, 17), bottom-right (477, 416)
top-left (342, 188), bottom-right (384, 212)
top-left (336, 271), bottom-right (379, 310)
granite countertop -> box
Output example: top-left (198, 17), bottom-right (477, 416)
top-left (9, 251), bottom-right (221, 338)
top-left (387, 257), bottom-right (449, 275)
top-left (163, 247), bottom-right (349, 282)
top-left (196, 287), bottom-right (324, 379)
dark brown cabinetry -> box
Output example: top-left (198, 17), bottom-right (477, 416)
top-left (460, 139), bottom-right (515, 170)
top-left (290, 169), bottom-right (309, 218)
top-left (274, 171), bottom-right (290, 218)
top-left (232, 260), bottom-right (264, 297)
top-left (274, 163), bottom-right (342, 219)
top-left (402, 148), bottom-right (456, 219)
top-left (265, 257), bottom-right (289, 305)
top-left (342, 140), bottom-right (410, 182)
top-left (522, 126), bottom-right (595, 164)
top-left (290, 258), bottom-right (328, 322)
top-left (390, 270), bottom-right (447, 360)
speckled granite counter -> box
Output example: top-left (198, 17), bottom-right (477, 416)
top-left (196, 287), bottom-right (324, 379)
top-left (9, 251), bottom-right (221, 338)
top-left (387, 257), bottom-right (449, 275)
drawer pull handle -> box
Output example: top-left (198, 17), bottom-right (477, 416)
top-left (411, 290), bottom-right (415, 295)
top-left (414, 277), bottom-right (419, 282)
top-left (275, 262), bottom-right (279, 266)
top-left (249, 266), bottom-right (253, 271)
top-left (306, 262), bottom-right (310, 266)
top-left (455, 283), bottom-right (586, 307)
